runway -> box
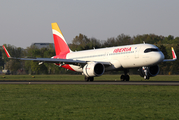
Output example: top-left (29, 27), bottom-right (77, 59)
top-left (0, 80), bottom-right (179, 85)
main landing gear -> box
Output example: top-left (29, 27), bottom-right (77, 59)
top-left (85, 76), bottom-right (94, 82)
top-left (120, 69), bottom-right (130, 81)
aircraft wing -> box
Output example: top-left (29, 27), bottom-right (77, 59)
top-left (18, 58), bottom-right (111, 66)
top-left (2, 45), bottom-right (111, 66)
top-left (163, 47), bottom-right (177, 62)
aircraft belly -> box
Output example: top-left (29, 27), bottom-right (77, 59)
top-left (120, 57), bottom-right (143, 68)
top-left (105, 60), bottom-right (122, 71)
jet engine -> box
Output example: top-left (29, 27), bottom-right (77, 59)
top-left (83, 62), bottom-right (105, 77)
top-left (138, 65), bottom-right (160, 79)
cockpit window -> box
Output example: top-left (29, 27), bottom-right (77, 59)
top-left (144, 48), bottom-right (159, 53)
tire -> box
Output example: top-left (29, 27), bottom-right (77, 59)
top-left (89, 77), bottom-right (94, 81)
top-left (85, 76), bottom-right (89, 82)
top-left (146, 76), bottom-right (150, 80)
top-left (125, 75), bottom-right (130, 81)
top-left (120, 75), bottom-right (125, 81)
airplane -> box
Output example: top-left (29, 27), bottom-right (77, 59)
top-left (2, 22), bottom-right (177, 81)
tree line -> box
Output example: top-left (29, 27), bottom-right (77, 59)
top-left (1, 33), bottom-right (179, 75)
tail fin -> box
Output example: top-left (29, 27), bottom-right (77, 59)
top-left (51, 22), bottom-right (71, 55)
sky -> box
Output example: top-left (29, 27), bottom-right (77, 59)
top-left (0, 0), bottom-right (179, 48)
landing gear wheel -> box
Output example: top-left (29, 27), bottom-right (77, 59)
top-left (120, 75), bottom-right (130, 81)
top-left (89, 77), bottom-right (94, 81)
top-left (85, 76), bottom-right (89, 81)
top-left (85, 76), bottom-right (94, 82)
top-left (120, 69), bottom-right (130, 81)
top-left (125, 75), bottom-right (130, 81)
top-left (145, 76), bottom-right (150, 80)
top-left (120, 75), bottom-right (125, 81)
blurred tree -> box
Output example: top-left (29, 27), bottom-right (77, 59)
top-left (116, 34), bottom-right (132, 45)
top-left (2, 44), bottom-right (24, 74)
top-left (71, 33), bottom-right (90, 50)
top-left (102, 37), bottom-right (116, 47)
top-left (172, 37), bottom-right (179, 44)
top-left (102, 34), bottom-right (132, 47)
top-left (0, 47), bottom-right (4, 70)
top-left (133, 34), bottom-right (163, 44)
top-left (4, 59), bottom-right (21, 74)
top-left (87, 37), bottom-right (101, 49)
top-left (163, 35), bottom-right (174, 44)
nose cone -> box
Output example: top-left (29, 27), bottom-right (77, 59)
top-left (152, 52), bottom-right (164, 64)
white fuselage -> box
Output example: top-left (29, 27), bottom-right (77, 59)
top-left (64, 44), bottom-right (164, 72)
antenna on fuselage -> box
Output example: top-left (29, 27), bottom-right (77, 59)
top-left (143, 41), bottom-right (145, 44)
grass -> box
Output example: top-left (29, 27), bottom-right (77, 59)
top-left (0, 85), bottom-right (179, 119)
top-left (0, 74), bottom-right (179, 81)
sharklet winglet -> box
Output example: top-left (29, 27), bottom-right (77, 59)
top-left (2, 45), bottom-right (11, 58)
top-left (163, 47), bottom-right (177, 62)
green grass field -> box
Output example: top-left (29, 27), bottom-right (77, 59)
top-left (0, 85), bottom-right (179, 119)
top-left (0, 74), bottom-right (179, 81)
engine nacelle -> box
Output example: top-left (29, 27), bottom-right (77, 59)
top-left (139, 65), bottom-right (160, 77)
top-left (83, 62), bottom-right (105, 77)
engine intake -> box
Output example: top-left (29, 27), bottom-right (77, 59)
top-left (139, 65), bottom-right (160, 77)
top-left (83, 62), bottom-right (105, 77)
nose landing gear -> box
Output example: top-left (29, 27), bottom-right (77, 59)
top-left (142, 67), bottom-right (150, 80)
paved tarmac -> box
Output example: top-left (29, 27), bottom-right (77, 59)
top-left (0, 80), bottom-right (179, 85)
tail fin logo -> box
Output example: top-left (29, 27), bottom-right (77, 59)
top-left (52, 23), bottom-right (71, 55)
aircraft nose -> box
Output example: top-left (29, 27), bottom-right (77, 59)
top-left (155, 52), bottom-right (164, 63)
